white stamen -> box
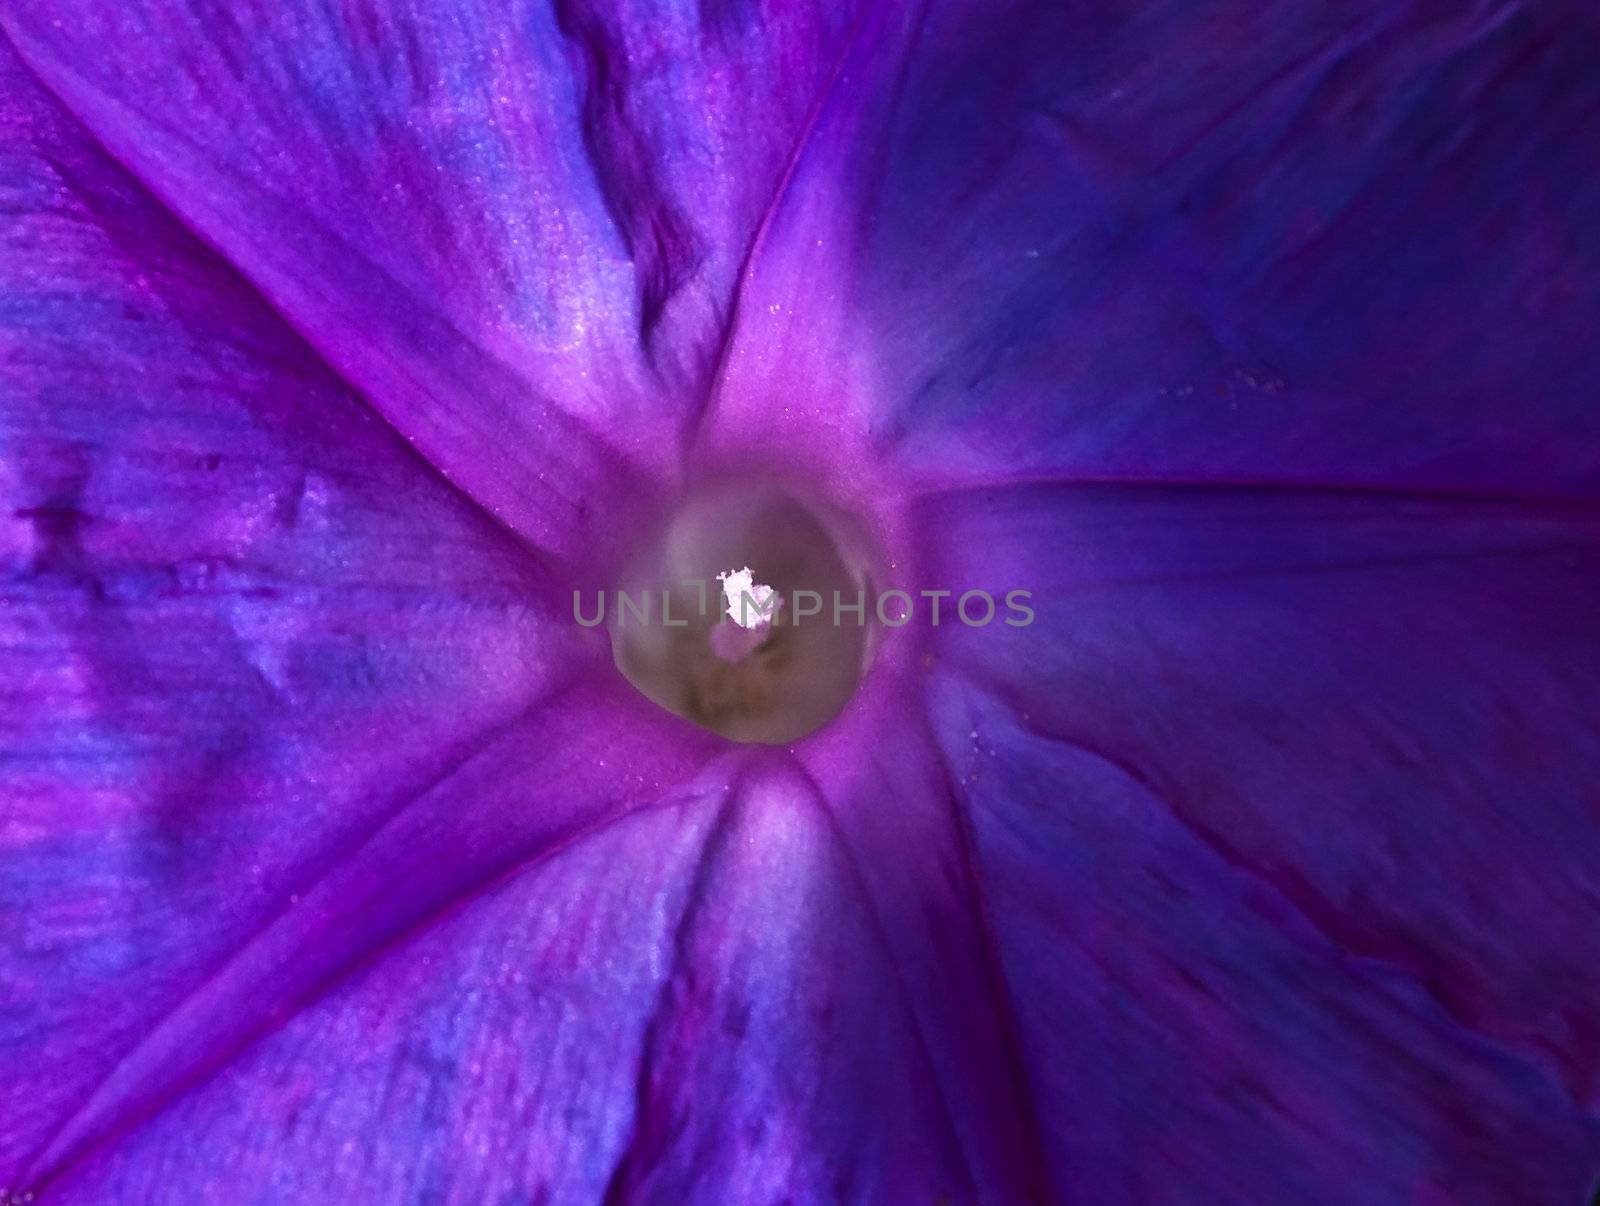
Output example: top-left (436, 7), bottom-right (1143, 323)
top-left (717, 566), bottom-right (777, 629)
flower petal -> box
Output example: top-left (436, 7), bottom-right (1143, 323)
top-left (34, 761), bottom-right (983, 1201)
top-left (601, 763), bottom-right (974, 1201)
top-left (39, 787), bottom-right (731, 1202)
top-left (2, 0), bottom-right (867, 564)
top-left (926, 669), bottom-right (1600, 1200)
top-left (14, 679), bottom-right (724, 1195)
top-left (919, 481), bottom-right (1600, 1129)
top-left (698, 0), bottom-right (1600, 499)
top-left (0, 42), bottom-right (571, 1185)
top-left (792, 669), bottom-right (1052, 1199)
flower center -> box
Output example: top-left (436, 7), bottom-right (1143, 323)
top-left (608, 479), bottom-right (875, 744)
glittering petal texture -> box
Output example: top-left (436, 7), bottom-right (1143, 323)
top-left (1, 0), bottom-right (1599, 1201)
top-left (0, 34), bottom-right (571, 1184)
top-left (1, 0), bottom-right (864, 568)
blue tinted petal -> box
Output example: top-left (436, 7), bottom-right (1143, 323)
top-left (42, 762), bottom-right (980, 1201)
top-left (926, 670), bottom-right (1600, 1201)
top-left (866, 0), bottom-right (1600, 495)
top-left (2, 0), bottom-right (866, 564)
top-left (699, 0), bottom-right (1600, 499)
top-left (920, 481), bottom-right (1600, 1126)
top-left (0, 40), bottom-right (572, 1186)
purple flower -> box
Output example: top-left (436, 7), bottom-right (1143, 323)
top-left (2, 0), bottom-right (1598, 1201)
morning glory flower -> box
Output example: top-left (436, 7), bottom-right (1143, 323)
top-left (2, 0), bottom-right (1598, 1201)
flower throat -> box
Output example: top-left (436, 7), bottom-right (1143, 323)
top-left (605, 481), bottom-right (874, 744)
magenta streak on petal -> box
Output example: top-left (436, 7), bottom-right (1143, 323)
top-left (19, 679), bottom-right (730, 1194)
top-left (538, 0), bottom-right (872, 402)
top-left (792, 666), bottom-right (1054, 1201)
top-left (3, 20), bottom-right (645, 572)
top-left (1, 0), bottom-right (876, 576)
top-left (922, 668), bottom-right (1600, 1202)
top-left (679, 0), bottom-right (886, 456)
top-left (0, 33), bottom-right (582, 1190)
top-left (919, 480), bottom-right (1600, 1112)
top-left (708, 0), bottom-right (1600, 502)
top-left (679, 0), bottom-right (932, 596)
top-left (58, 793), bottom-right (733, 1202)
top-left (599, 754), bottom-right (971, 1202)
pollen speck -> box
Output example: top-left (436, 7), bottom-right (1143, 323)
top-left (717, 566), bottom-right (778, 629)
